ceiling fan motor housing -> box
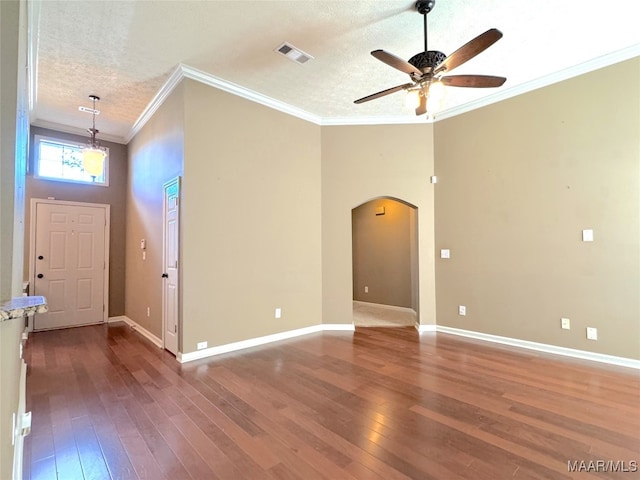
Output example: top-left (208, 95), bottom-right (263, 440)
top-left (416, 0), bottom-right (435, 15)
top-left (408, 50), bottom-right (446, 72)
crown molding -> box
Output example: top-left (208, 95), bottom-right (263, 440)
top-left (125, 44), bottom-right (640, 141)
top-left (125, 64), bottom-right (184, 144)
top-left (320, 115), bottom-right (432, 126)
top-left (434, 43), bottom-right (640, 122)
top-left (31, 119), bottom-right (126, 144)
top-left (180, 64), bottom-right (322, 125)
top-left (27, 0), bottom-right (41, 116)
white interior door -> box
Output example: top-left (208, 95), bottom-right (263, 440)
top-left (32, 200), bottom-right (108, 331)
top-left (163, 177), bottom-right (180, 355)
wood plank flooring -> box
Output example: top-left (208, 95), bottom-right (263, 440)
top-left (23, 323), bottom-right (640, 479)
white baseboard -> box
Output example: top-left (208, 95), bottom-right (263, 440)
top-left (417, 324), bottom-right (436, 332)
top-left (110, 316), bottom-right (163, 349)
top-left (109, 315), bottom-right (638, 370)
top-left (178, 323), bottom-right (355, 363)
top-left (434, 325), bottom-right (640, 370)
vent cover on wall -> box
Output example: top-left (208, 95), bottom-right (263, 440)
top-left (275, 42), bottom-right (314, 64)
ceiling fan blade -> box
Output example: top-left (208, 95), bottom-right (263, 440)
top-left (441, 75), bottom-right (506, 88)
top-left (434, 28), bottom-right (503, 75)
top-left (415, 93), bottom-right (427, 116)
top-left (371, 50), bottom-right (423, 76)
top-left (354, 83), bottom-right (413, 104)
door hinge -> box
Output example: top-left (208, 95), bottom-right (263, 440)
top-left (174, 325), bottom-right (177, 333)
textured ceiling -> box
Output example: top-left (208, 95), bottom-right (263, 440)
top-left (30, 0), bottom-right (640, 142)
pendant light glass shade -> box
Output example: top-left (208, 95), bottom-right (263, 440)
top-left (82, 147), bottom-right (107, 177)
top-left (81, 95), bottom-right (106, 178)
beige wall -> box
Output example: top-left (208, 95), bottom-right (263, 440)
top-left (123, 57), bottom-right (637, 362)
top-left (181, 79), bottom-right (322, 351)
top-left (25, 126), bottom-right (128, 316)
top-left (126, 82), bottom-right (184, 338)
top-left (321, 124), bottom-right (436, 325)
top-left (434, 58), bottom-right (640, 359)
top-left (352, 198), bottom-right (415, 308)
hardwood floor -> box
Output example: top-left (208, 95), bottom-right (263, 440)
top-left (23, 323), bottom-right (639, 480)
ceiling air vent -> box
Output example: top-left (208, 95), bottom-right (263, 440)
top-left (275, 42), bottom-right (313, 65)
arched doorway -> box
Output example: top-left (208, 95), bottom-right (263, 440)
top-left (352, 197), bottom-right (419, 327)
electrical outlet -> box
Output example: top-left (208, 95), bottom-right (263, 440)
top-left (364, 286), bottom-right (368, 293)
top-left (441, 249), bottom-right (450, 259)
top-left (197, 341), bottom-right (208, 350)
top-left (458, 305), bottom-right (466, 316)
top-left (275, 308), bottom-right (282, 319)
top-left (561, 318), bottom-right (570, 330)
top-left (586, 327), bottom-right (598, 340)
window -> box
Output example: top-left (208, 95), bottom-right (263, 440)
top-left (34, 135), bottom-right (109, 186)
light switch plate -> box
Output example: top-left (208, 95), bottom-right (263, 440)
top-left (582, 229), bottom-right (594, 242)
top-left (586, 327), bottom-right (598, 340)
top-left (561, 318), bottom-right (570, 330)
top-left (430, 175), bottom-right (437, 184)
top-left (458, 305), bottom-right (466, 316)
top-left (440, 249), bottom-right (450, 259)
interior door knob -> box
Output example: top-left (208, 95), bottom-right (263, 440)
top-left (161, 273), bottom-right (168, 278)
top-left (38, 255), bottom-right (44, 260)
top-left (37, 273), bottom-right (44, 279)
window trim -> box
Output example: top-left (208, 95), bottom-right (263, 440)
top-left (34, 134), bottom-right (110, 187)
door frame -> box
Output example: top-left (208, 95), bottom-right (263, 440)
top-left (162, 176), bottom-right (181, 354)
top-left (29, 198), bottom-right (111, 330)
top-left (351, 196), bottom-right (420, 325)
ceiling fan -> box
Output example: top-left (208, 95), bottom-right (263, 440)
top-left (354, 0), bottom-right (506, 116)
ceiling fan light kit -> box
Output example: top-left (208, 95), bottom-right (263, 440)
top-left (354, 0), bottom-right (506, 117)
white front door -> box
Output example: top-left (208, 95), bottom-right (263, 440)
top-left (162, 177), bottom-right (180, 355)
top-left (32, 200), bottom-right (109, 331)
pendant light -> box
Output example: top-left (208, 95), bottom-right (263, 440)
top-left (81, 95), bottom-right (107, 178)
